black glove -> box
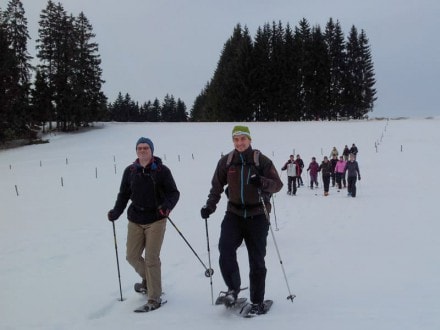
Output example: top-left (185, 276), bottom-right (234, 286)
top-left (200, 205), bottom-right (213, 219)
top-left (107, 209), bottom-right (118, 222)
top-left (249, 174), bottom-right (262, 187)
top-left (358, 175), bottom-right (361, 181)
top-left (158, 205), bottom-right (170, 217)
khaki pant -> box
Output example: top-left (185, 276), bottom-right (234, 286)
top-left (126, 218), bottom-right (166, 301)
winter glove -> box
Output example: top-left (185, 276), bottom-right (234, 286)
top-left (107, 209), bottom-right (118, 222)
top-left (200, 205), bottom-right (214, 219)
top-left (158, 205), bottom-right (170, 218)
top-left (358, 175), bottom-right (361, 181)
top-left (249, 174), bottom-right (262, 187)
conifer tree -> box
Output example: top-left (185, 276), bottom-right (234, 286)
top-left (358, 29), bottom-right (377, 116)
top-left (1, 0), bottom-right (33, 137)
top-left (308, 25), bottom-right (330, 120)
top-left (176, 98), bottom-right (188, 122)
top-left (325, 18), bottom-right (346, 119)
top-left (0, 15), bottom-right (20, 141)
top-left (72, 12), bottom-right (106, 126)
top-left (251, 23), bottom-right (271, 121)
top-left (343, 25), bottom-right (363, 118)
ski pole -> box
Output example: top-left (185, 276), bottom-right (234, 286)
top-left (112, 221), bottom-right (124, 302)
top-left (271, 194), bottom-right (279, 231)
top-left (259, 190), bottom-right (296, 302)
top-left (204, 218), bottom-right (214, 305)
top-left (167, 216), bottom-right (214, 277)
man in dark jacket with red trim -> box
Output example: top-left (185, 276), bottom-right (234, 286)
top-left (201, 126), bottom-right (282, 315)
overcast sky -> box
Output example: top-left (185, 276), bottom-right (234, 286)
top-left (5, 0), bottom-right (440, 118)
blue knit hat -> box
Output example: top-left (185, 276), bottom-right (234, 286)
top-left (136, 137), bottom-right (154, 154)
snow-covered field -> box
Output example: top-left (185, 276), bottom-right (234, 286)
top-left (1, 118), bottom-right (439, 330)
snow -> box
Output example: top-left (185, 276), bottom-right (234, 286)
top-left (1, 118), bottom-right (439, 330)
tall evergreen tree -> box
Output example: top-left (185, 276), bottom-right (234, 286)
top-left (294, 18), bottom-right (313, 120)
top-left (3, 0), bottom-right (32, 126)
top-left (206, 24), bottom-right (254, 121)
top-left (36, 0), bottom-right (63, 130)
top-left (358, 29), bottom-right (377, 116)
top-left (161, 94), bottom-right (177, 122)
top-left (308, 25), bottom-right (330, 119)
top-left (0, 15), bottom-right (20, 141)
top-left (282, 23), bottom-right (302, 120)
top-left (175, 98), bottom-right (188, 122)
top-left (250, 23), bottom-right (271, 121)
top-left (150, 98), bottom-right (161, 122)
top-left (268, 21), bottom-right (287, 120)
top-left (72, 12), bottom-right (106, 126)
top-left (343, 25), bottom-right (363, 118)
top-left (325, 18), bottom-right (346, 119)
top-left (30, 69), bottom-right (52, 131)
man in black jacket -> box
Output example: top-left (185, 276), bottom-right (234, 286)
top-left (201, 126), bottom-right (282, 315)
top-left (108, 137), bottom-right (180, 310)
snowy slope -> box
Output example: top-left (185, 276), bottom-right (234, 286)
top-left (0, 119), bottom-right (439, 330)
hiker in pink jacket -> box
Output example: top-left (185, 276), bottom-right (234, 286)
top-left (334, 156), bottom-right (346, 189)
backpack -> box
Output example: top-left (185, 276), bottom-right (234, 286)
top-left (226, 149), bottom-right (261, 171)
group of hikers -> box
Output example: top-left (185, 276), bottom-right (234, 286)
top-left (281, 144), bottom-right (361, 197)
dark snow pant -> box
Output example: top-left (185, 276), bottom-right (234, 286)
top-left (347, 176), bottom-right (357, 197)
top-left (310, 173), bottom-right (318, 188)
top-left (218, 211), bottom-right (269, 304)
top-left (335, 172), bottom-right (346, 189)
top-left (331, 173), bottom-right (336, 186)
top-left (322, 174), bottom-right (331, 193)
top-left (297, 173), bottom-right (303, 186)
top-left (287, 176), bottom-right (297, 194)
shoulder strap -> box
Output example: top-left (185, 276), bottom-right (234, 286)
top-left (226, 149), bottom-right (260, 168)
top-left (226, 150), bottom-right (234, 167)
top-left (253, 149), bottom-right (260, 168)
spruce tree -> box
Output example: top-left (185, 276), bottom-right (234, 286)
top-left (251, 23), bottom-right (271, 121)
top-left (3, 0), bottom-right (32, 127)
top-left (358, 29), bottom-right (377, 116)
top-left (206, 24), bottom-right (254, 121)
top-left (30, 69), bottom-right (52, 131)
top-left (295, 18), bottom-right (313, 120)
top-left (308, 25), bottom-right (330, 120)
top-left (72, 12), bottom-right (105, 126)
top-left (343, 25), bottom-right (363, 119)
top-left (283, 23), bottom-right (302, 121)
top-left (0, 15), bottom-right (20, 141)
top-left (176, 98), bottom-right (188, 122)
top-left (325, 18), bottom-right (346, 119)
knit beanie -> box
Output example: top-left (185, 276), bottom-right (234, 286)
top-left (232, 125), bottom-right (251, 139)
top-left (136, 137), bottom-right (154, 154)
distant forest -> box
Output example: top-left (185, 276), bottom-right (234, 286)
top-left (1, 0), bottom-right (376, 143)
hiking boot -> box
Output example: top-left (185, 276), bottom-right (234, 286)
top-left (223, 290), bottom-right (238, 306)
top-left (248, 302), bottom-right (266, 315)
top-left (134, 279), bottom-right (147, 293)
top-left (146, 298), bottom-right (161, 311)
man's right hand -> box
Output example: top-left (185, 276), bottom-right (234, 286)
top-left (200, 205), bottom-right (213, 219)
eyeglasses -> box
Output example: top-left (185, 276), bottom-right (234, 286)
top-left (137, 147), bottom-right (149, 151)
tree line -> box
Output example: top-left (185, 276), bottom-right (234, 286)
top-left (190, 19), bottom-right (376, 121)
top-left (1, 0), bottom-right (377, 143)
top-left (108, 92), bottom-right (188, 122)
